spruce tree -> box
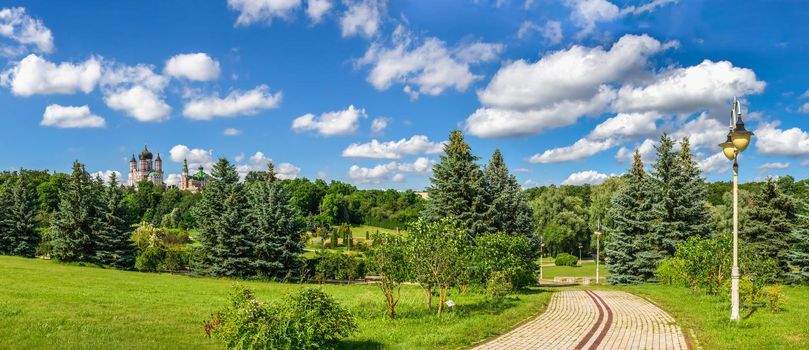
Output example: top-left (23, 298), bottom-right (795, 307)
top-left (95, 173), bottom-right (135, 268)
top-left (51, 162), bottom-right (102, 262)
top-left (670, 138), bottom-right (711, 242)
top-left (742, 178), bottom-right (797, 277)
top-left (606, 151), bottom-right (655, 284)
top-left (482, 149), bottom-right (538, 252)
top-left (424, 130), bottom-right (488, 238)
top-left (648, 133), bottom-right (679, 258)
top-left (788, 184), bottom-right (809, 284)
top-left (194, 158), bottom-right (255, 277)
top-left (0, 173), bottom-right (40, 257)
top-left (0, 181), bottom-right (12, 254)
top-left (246, 161), bottom-right (305, 278)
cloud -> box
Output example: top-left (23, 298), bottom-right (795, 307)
top-left (164, 53), bottom-right (221, 81)
top-left (565, 0), bottom-right (620, 37)
top-left (228, 0), bottom-right (302, 26)
top-left (466, 34), bottom-right (669, 138)
top-left (698, 152), bottom-right (731, 174)
top-left (224, 128), bottom-right (242, 136)
top-left (529, 137), bottom-right (618, 164)
top-left (466, 87), bottom-right (615, 138)
top-left (589, 112), bottom-right (659, 140)
top-left (165, 174), bottom-right (182, 186)
top-left (41, 104), bottom-right (105, 128)
top-left (670, 113), bottom-right (727, 150)
top-left (169, 144), bottom-right (214, 170)
top-left (517, 20), bottom-right (562, 44)
top-left (340, 0), bottom-right (384, 38)
top-left (292, 105), bottom-right (367, 136)
top-left (358, 25), bottom-right (502, 98)
top-left (235, 151), bottom-right (301, 180)
top-left (755, 122), bottom-right (809, 157)
top-left (370, 117), bottom-right (389, 134)
top-left (613, 60), bottom-right (765, 115)
top-left (561, 170), bottom-right (609, 185)
top-left (1, 54), bottom-right (101, 96)
top-left (105, 85), bottom-right (172, 122)
top-left (0, 7), bottom-right (53, 54)
top-left (615, 138), bottom-right (656, 163)
top-left (799, 102), bottom-right (809, 114)
top-left (347, 157), bottom-right (433, 183)
top-left (306, 0), bottom-right (332, 22)
top-left (91, 170), bottom-right (123, 184)
top-left (342, 135), bottom-right (444, 159)
top-left (760, 162), bottom-right (790, 170)
top-left (183, 85), bottom-right (282, 120)
top-left (100, 62), bottom-right (169, 91)
top-left (621, 0), bottom-right (678, 15)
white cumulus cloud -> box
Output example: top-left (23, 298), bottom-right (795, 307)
top-left (164, 53), bottom-right (221, 81)
top-left (41, 104), bottom-right (105, 128)
top-left (292, 105), bottom-right (367, 136)
top-left (698, 152), bottom-right (731, 174)
top-left (0, 7), bottom-right (53, 54)
top-left (755, 122), bottom-right (809, 157)
top-left (530, 138), bottom-right (618, 164)
top-left (760, 162), bottom-right (790, 170)
top-left (224, 128), bottom-right (242, 136)
top-left (228, 0), bottom-right (302, 26)
top-left (358, 25), bottom-right (502, 98)
top-left (1, 54), bottom-right (101, 96)
top-left (91, 170), bottom-right (123, 184)
top-left (183, 85), bottom-right (282, 120)
top-left (235, 151), bottom-right (301, 180)
top-left (169, 145), bottom-right (214, 170)
top-left (347, 157), bottom-right (433, 184)
top-left (306, 0), bottom-right (332, 22)
top-left (340, 0), bottom-right (384, 38)
top-left (615, 138), bottom-right (656, 163)
top-left (370, 117), bottom-right (389, 134)
top-left (105, 85), bottom-right (172, 122)
top-left (342, 135), bottom-right (444, 159)
top-left (561, 170), bottom-right (610, 185)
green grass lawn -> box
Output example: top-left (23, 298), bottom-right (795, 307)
top-left (541, 261), bottom-right (609, 279)
top-left (0, 255), bottom-right (552, 350)
top-left (350, 225), bottom-right (403, 238)
top-left (614, 284), bottom-right (809, 349)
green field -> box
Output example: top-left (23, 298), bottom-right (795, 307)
top-left (540, 261), bottom-right (609, 279)
top-left (614, 284), bottom-right (809, 349)
top-left (0, 256), bottom-right (552, 350)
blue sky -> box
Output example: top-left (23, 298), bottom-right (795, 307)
top-left (1, 0), bottom-right (808, 189)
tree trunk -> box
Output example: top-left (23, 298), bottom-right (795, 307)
top-left (385, 288), bottom-right (396, 319)
top-left (437, 286), bottom-right (448, 318)
top-left (424, 284), bottom-right (433, 310)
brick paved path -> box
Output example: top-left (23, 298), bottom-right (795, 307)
top-left (473, 290), bottom-right (690, 350)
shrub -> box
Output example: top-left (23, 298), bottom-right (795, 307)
top-left (469, 232), bottom-right (536, 288)
top-left (656, 257), bottom-right (688, 287)
top-left (674, 236), bottom-right (731, 295)
top-left (554, 253), bottom-right (578, 267)
top-left (205, 286), bottom-right (357, 350)
top-left (485, 271), bottom-right (512, 303)
top-left (315, 251), bottom-right (363, 281)
top-left (135, 246), bottom-right (163, 272)
top-left (764, 285), bottom-right (786, 312)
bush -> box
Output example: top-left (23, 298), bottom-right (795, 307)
top-left (656, 257), bottom-right (688, 287)
top-left (205, 286), bottom-right (357, 350)
top-left (673, 236), bottom-right (731, 294)
top-left (485, 271), bottom-right (512, 303)
top-left (315, 251), bottom-right (364, 281)
top-left (469, 232), bottom-right (537, 288)
top-left (554, 253), bottom-right (578, 267)
top-left (764, 285), bottom-right (786, 312)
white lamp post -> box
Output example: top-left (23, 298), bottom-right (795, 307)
top-left (539, 238), bottom-right (545, 283)
top-left (718, 98), bottom-right (754, 321)
top-left (595, 222), bottom-right (602, 285)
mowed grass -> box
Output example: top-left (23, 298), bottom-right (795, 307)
top-left (0, 256), bottom-right (552, 350)
top-left (541, 261), bottom-right (609, 279)
top-left (614, 284), bottom-right (809, 349)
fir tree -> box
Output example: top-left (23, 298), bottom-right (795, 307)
top-left (482, 149), bottom-right (538, 252)
top-left (0, 181), bottom-right (12, 254)
top-left (606, 151), bottom-right (655, 284)
top-left (648, 133), bottom-right (679, 258)
top-left (742, 177), bottom-right (797, 277)
top-left (0, 173), bottom-right (40, 257)
top-left (95, 173), bottom-right (136, 269)
top-left (194, 158), bottom-right (255, 277)
top-left (670, 138), bottom-right (711, 242)
top-left (788, 184), bottom-right (809, 284)
top-left (51, 162), bottom-right (102, 262)
top-left (424, 130), bottom-right (488, 238)
top-left (246, 161), bottom-right (305, 278)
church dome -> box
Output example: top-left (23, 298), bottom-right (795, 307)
top-left (139, 145), bottom-right (153, 160)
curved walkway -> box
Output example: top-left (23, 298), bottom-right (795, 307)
top-left (473, 290), bottom-right (690, 350)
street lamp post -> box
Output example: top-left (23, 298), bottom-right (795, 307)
top-left (578, 243), bottom-right (582, 265)
top-left (539, 238), bottom-right (545, 284)
top-left (719, 98), bottom-right (754, 321)
top-left (595, 222), bottom-right (602, 285)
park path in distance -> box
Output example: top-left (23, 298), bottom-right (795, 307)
top-left (473, 290), bottom-right (691, 350)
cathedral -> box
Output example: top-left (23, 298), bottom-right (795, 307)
top-left (128, 145), bottom-right (164, 187)
top-left (179, 158), bottom-right (207, 193)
